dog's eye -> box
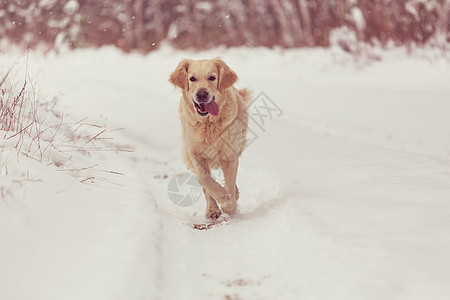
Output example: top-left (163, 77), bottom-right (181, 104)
top-left (190, 77), bottom-right (197, 82)
top-left (208, 76), bottom-right (216, 81)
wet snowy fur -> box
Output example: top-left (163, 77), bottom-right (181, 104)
top-left (170, 58), bottom-right (250, 170)
top-left (179, 87), bottom-right (250, 170)
top-left (170, 58), bottom-right (250, 217)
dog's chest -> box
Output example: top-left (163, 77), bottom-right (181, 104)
top-left (191, 119), bottom-right (247, 164)
top-left (195, 122), bottom-right (224, 158)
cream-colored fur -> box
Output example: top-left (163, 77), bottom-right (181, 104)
top-left (169, 58), bottom-right (250, 219)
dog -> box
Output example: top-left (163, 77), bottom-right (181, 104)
top-left (169, 58), bottom-right (250, 219)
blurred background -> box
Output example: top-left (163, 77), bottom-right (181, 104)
top-left (2, 2), bottom-right (450, 300)
top-left (1, 0), bottom-right (449, 52)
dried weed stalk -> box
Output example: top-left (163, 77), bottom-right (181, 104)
top-left (0, 65), bottom-right (128, 182)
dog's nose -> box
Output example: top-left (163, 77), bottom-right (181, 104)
top-left (196, 90), bottom-right (209, 102)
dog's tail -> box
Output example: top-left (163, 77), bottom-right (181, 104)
top-left (238, 88), bottom-right (252, 105)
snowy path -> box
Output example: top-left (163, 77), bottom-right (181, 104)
top-left (1, 47), bottom-right (450, 300)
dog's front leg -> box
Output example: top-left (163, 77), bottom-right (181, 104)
top-left (190, 152), bottom-right (234, 212)
top-left (220, 159), bottom-right (239, 215)
top-left (202, 188), bottom-right (221, 220)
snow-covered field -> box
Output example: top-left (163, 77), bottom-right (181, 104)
top-left (1, 45), bottom-right (450, 300)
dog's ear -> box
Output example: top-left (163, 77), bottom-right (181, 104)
top-left (214, 58), bottom-right (238, 93)
top-left (169, 59), bottom-right (192, 90)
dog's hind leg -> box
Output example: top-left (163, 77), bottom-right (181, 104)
top-left (220, 159), bottom-right (239, 215)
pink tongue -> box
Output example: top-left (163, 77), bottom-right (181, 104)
top-left (205, 99), bottom-right (219, 116)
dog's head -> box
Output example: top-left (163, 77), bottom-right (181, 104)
top-left (169, 58), bottom-right (237, 117)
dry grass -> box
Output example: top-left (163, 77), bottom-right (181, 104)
top-left (0, 64), bottom-right (128, 183)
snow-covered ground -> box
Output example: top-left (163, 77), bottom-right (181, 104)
top-left (1, 45), bottom-right (450, 300)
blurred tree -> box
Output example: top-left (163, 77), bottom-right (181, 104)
top-left (0, 0), bottom-right (448, 52)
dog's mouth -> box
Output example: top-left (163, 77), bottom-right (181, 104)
top-left (193, 97), bottom-right (219, 117)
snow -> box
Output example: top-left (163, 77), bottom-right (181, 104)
top-left (351, 7), bottom-right (365, 31)
top-left (63, 0), bottom-right (79, 15)
top-left (1, 45), bottom-right (450, 299)
top-left (195, 2), bottom-right (213, 12)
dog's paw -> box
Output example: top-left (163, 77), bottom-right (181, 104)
top-left (222, 203), bottom-right (236, 216)
top-left (220, 195), bottom-right (237, 216)
top-left (207, 207), bottom-right (222, 220)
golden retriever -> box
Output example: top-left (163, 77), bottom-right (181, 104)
top-left (169, 58), bottom-right (250, 219)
